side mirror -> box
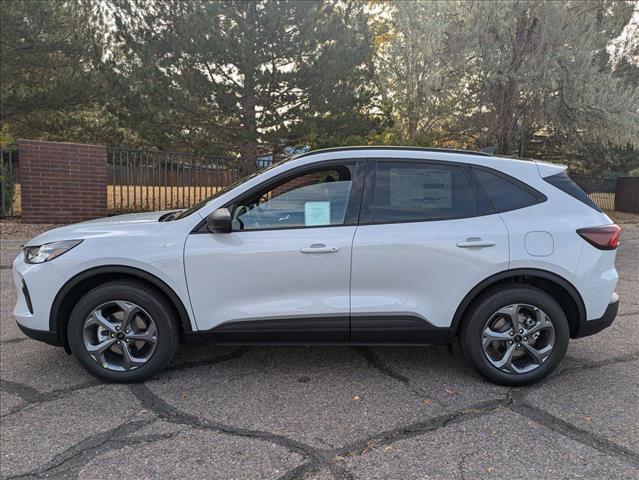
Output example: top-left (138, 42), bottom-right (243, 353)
top-left (206, 208), bottom-right (232, 233)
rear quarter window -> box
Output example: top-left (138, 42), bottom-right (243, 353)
top-left (543, 171), bottom-right (602, 212)
top-left (472, 167), bottom-right (544, 213)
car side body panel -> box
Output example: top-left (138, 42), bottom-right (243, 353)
top-left (12, 148), bottom-right (618, 352)
top-left (183, 226), bottom-right (357, 338)
top-left (497, 174), bottom-right (616, 320)
top-left (350, 214), bottom-right (510, 330)
top-left (13, 219), bottom-right (198, 333)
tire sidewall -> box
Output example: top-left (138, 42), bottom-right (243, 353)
top-left (68, 282), bottom-right (178, 382)
top-left (462, 287), bottom-right (569, 386)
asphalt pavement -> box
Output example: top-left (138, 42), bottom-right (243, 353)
top-left (1, 226), bottom-right (637, 479)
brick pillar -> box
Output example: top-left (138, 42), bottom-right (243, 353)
top-left (18, 140), bottom-right (107, 223)
top-left (614, 177), bottom-right (639, 214)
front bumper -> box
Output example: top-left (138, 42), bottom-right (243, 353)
top-left (16, 322), bottom-right (62, 346)
top-left (12, 252), bottom-right (63, 345)
top-left (573, 293), bottom-right (619, 338)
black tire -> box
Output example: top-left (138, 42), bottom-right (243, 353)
top-left (460, 285), bottom-right (569, 386)
top-left (68, 280), bottom-right (178, 382)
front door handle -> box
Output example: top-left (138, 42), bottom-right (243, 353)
top-left (300, 243), bottom-right (339, 254)
top-left (456, 238), bottom-right (496, 248)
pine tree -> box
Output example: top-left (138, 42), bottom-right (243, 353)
top-left (108, 0), bottom-right (377, 167)
top-left (0, 0), bottom-right (106, 143)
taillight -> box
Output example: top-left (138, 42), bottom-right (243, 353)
top-left (577, 224), bottom-right (621, 250)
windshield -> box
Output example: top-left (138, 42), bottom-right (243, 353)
top-left (172, 156), bottom-right (296, 220)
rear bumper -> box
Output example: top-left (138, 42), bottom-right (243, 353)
top-left (573, 293), bottom-right (619, 338)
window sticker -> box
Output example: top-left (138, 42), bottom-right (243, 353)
top-left (304, 201), bottom-right (331, 226)
top-left (389, 168), bottom-right (452, 209)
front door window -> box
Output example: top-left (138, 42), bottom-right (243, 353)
top-left (232, 166), bottom-right (354, 231)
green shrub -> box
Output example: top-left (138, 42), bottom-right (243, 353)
top-left (0, 160), bottom-right (15, 216)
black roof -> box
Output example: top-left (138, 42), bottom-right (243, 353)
top-left (294, 146), bottom-right (493, 159)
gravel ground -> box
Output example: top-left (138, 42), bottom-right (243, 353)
top-left (608, 211), bottom-right (639, 225)
top-left (0, 222), bottom-right (637, 479)
top-left (0, 220), bottom-right (64, 241)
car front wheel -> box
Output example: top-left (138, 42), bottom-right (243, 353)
top-left (460, 285), bottom-right (569, 386)
top-left (68, 280), bottom-right (178, 382)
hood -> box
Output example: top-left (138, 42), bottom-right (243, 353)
top-left (24, 210), bottom-right (175, 246)
top-left (76, 210), bottom-right (173, 226)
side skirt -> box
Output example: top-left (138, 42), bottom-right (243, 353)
top-left (191, 314), bottom-right (451, 345)
top-left (351, 314), bottom-right (450, 344)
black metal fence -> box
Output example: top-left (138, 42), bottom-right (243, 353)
top-left (570, 174), bottom-right (617, 211)
top-left (107, 147), bottom-right (245, 214)
top-left (0, 143), bottom-right (629, 218)
top-left (0, 145), bottom-right (19, 217)
top-left (104, 155), bottom-right (620, 214)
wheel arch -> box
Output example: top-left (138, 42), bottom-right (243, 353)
top-left (450, 268), bottom-right (586, 340)
top-left (50, 265), bottom-right (193, 352)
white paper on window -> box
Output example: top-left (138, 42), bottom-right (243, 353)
top-left (304, 201), bottom-right (331, 226)
top-left (389, 168), bottom-right (452, 209)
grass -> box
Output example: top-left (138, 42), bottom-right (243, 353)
top-left (587, 192), bottom-right (615, 210)
top-left (2, 185), bottom-right (621, 216)
top-left (107, 185), bottom-right (224, 213)
top-left (3, 184), bottom-right (224, 215)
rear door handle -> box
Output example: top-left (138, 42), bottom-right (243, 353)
top-left (456, 238), bottom-right (496, 248)
top-left (300, 243), bottom-right (339, 254)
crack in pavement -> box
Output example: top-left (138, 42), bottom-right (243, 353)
top-left (275, 462), bottom-right (355, 480)
top-left (129, 383), bottom-right (325, 461)
top-left (0, 379), bottom-right (100, 418)
top-left (0, 349), bottom-right (249, 418)
top-left (3, 348), bottom-right (639, 479)
top-left (275, 462), bottom-right (320, 480)
top-left (263, 397), bottom-right (513, 480)
top-left (353, 347), bottom-right (412, 385)
top-left (0, 337), bottom-right (29, 345)
top-left (165, 346), bottom-right (250, 372)
top-left (506, 352), bottom-right (639, 397)
top-left (457, 449), bottom-right (472, 480)
top-left (353, 347), bottom-right (449, 408)
top-left (498, 352), bottom-right (639, 470)
top-left (509, 402), bottom-right (639, 468)
top-left (1, 379), bottom-right (46, 404)
top-left (559, 352), bottom-right (639, 375)
top-left (274, 351), bottom-right (639, 478)
top-left (332, 397), bottom-right (512, 459)
top-left (275, 384), bottom-right (639, 479)
top-left (4, 417), bottom-right (160, 480)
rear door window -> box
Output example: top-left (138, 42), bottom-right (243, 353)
top-left (371, 162), bottom-right (487, 222)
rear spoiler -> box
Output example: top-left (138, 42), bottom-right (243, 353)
top-left (535, 160), bottom-right (566, 178)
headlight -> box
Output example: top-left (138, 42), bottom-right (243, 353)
top-left (23, 240), bottom-right (83, 264)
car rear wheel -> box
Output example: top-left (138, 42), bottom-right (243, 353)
top-left (460, 285), bottom-right (569, 386)
top-left (68, 280), bottom-right (178, 382)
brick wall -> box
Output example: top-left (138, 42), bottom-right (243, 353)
top-left (18, 140), bottom-right (107, 223)
top-left (615, 177), bottom-right (639, 214)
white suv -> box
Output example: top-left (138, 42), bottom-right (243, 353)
top-left (13, 147), bottom-right (621, 385)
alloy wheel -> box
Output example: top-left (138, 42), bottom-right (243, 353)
top-left (82, 300), bottom-right (158, 372)
top-left (482, 303), bottom-right (555, 374)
